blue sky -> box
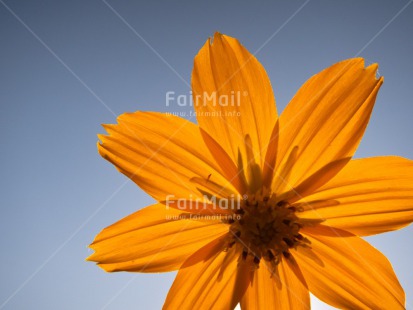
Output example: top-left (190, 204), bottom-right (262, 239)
top-left (1, 0), bottom-right (413, 309)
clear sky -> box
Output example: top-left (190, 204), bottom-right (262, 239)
top-left (1, 0), bottom-right (413, 309)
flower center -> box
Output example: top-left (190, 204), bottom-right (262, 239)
top-left (224, 191), bottom-right (309, 267)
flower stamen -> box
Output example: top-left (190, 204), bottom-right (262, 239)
top-left (225, 190), bottom-right (310, 268)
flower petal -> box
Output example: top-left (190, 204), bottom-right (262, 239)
top-left (164, 238), bottom-right (253, 309)
top-left (98, 111), bottom-right (240, 208)
top-left (274, 58), bottom-right (383, 195)
top-left (87, 203), bottom-right (229, 272)
top-left (294, 225), bottom-right (405, 309)
top-left (240, 259), bottom-right (310, 310)
top-left (192, 32), bottom-right (277, 174)
top-left (297, 156), bottom-right (413, 236)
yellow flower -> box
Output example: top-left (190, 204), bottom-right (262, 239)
top-left (88, 33), bottom-right (412, 309)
